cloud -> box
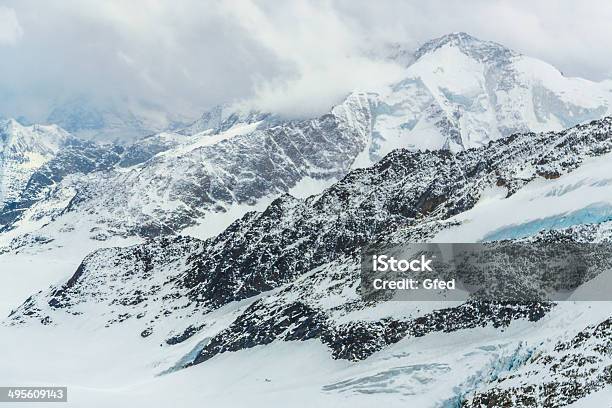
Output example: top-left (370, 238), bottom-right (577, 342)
top-left (0, 0), bottom-right (611, 127)
top-left (0, 6), bottom-right (23, 46)
top-left (222, 0), bottom-right (404, 117)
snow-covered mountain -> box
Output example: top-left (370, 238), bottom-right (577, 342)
top-left (0, 92), bottom-right (376, 253)
top-left (177, 104), bottom-right (281, 136)
top-left (4, 117), bottom-right (612, 407)
top-left (9, 117), bottom-right (612, 326)
top-left (0, 119), bottom-right (71, 208)
top-left (2, 33), bottom-right (612, 256)
top-left (357, 32), bottom-right (612, 165)
top-left (2, 31), bottom-right (612, 408)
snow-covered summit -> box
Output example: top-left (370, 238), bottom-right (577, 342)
top-left (414, 32), bottom-right (517, 64)
top-left (360, 33), bottom-right (612, 162)
top-left (0, 119), bottom-right (71, 206)
top-left (0, 119), bottom-right (69, 154)
top-left (177, 104), bottom-right (279, 136)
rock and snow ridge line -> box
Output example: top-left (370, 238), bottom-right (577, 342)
top-left (7, 116), bottom-right (612, 329)
top-left (0, 119), bottom-right (71, 208)
top-left (0, 92), bottom-right (378, 248)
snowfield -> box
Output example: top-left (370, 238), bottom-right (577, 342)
top-left (0, 302), bottom-right (609, 407)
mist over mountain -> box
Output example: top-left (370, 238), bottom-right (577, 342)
top-left (2, 1), bottom-right (612, 139)
top-left (1, 33), bottom-right (610, 257)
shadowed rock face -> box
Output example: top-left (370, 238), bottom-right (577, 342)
top-left (192, 300), bottom-right (552, 365)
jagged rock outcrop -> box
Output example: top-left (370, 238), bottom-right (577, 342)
top-left (8, 118), bottom-right (612, 348)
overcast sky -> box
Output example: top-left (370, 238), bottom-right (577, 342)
top-left (1, 0), bottom-right (611, 123)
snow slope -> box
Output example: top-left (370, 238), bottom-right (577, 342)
top-left (2, 302), bottom-right (608, 408)
top-left (434, 152), bottom-right (612, 242)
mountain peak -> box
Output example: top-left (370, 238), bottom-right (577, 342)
top-left (415, 32), bottom-right (517, 64)
top-left (0, 117), bottom-right (22, 131)
top-left (428, 31), bottom-right (480, 44)
top-left (0, 118), bottom-right (70, 153)
top-left (1, 118), bottom-right (33, 144)
top-left (1, 117), bottom-right (66, 136)
top-left (178, 103), bottom-right (278, 136)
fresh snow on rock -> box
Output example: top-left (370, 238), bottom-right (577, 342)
top-left (434, 152), bottom-right (612, 242)
top-left (0, 92), bottom-right (377, 251)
